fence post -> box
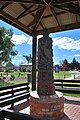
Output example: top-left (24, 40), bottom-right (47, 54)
top-left (11, 87), bottom-right (14, 109)
top-left (64, 74), bottom-right (65, 79)
top-left (74, 74), bottom-right (75, 79)
top-left (0, 109), bottom-right (4, 120)
top-left (61, 81), bottom-right (63, 88)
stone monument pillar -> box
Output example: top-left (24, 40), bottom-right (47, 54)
top-left (37, 29), bottom-right (55, 95)
top-left (30, 29), bottom-right (64, 120)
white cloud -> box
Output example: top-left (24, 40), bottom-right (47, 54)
top-left (11, 34), bottom-right (32, 45)
top-left (11, 34), bottom-right (43, 45)
top-left (74, 54), bottom-right (80, 57)
top-left (52, 37), bottom-right (80, 50)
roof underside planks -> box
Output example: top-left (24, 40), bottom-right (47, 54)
top-left (0, 0), bottom-right (80, 35)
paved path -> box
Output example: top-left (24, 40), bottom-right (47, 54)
top-left (64, 71), bottom-right (80, 80)
top-left (62, 96), bottom-right (80, 120)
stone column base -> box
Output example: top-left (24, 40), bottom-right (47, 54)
top-left (30, 91), bottom-right (64, 120)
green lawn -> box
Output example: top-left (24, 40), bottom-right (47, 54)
top-left (54, 71), bottom-right (72, 79)
top-left (0, 71), bottom-right (27, 76)
top-left (0, 71), bottom-right (80, 97)
top-left (75, 76), bottom-right (80, 80)
top-left (0, 81), bottom-right (14, 87)
top-left (0, 71), bottom-right (27, 88)
top-left (64, 93), bottom-right (80, 97)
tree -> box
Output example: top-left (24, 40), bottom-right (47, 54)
top-left (62, 59), bottom-right (68, 70)
top-left (0, 27), bottom-right (17, 65)
top-left (72, 57), bottom-right (76, 64)
top-left (71, 57), bottom-right (79, 70)
top-left (23, 54), bottom-right (32, 64)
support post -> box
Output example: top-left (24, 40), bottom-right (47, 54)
top-left (32, 30), bottom-right (37, 91)
top-left (0, 109), bottom-right (4, 120)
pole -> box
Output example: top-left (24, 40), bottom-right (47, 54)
top-left (32, 30), bottom-right (37, 91)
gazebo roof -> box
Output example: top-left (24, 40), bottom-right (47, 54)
top-left (0, 0), bottom-right (80, 35)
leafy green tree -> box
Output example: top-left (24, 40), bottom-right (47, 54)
top-left (71, 57), bottom-right (79, 70)
top-left (0, 27), bottom-right (17, 65)
top-left (72, 57), bottom-right (76, 64)
top-left (23, 54), bottom-right (32, 64)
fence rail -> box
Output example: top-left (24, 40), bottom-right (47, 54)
top-left (54, 79), bottom-right (80, 94)
top-left (0, 108), bottom-right (49, 120)
top-left (0, 83), bottom-right (30, 108)
top-left (0, 80), bottom-right (80, 120)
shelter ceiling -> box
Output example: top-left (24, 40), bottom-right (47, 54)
top-left (0, 0), bottom-right (80, 35)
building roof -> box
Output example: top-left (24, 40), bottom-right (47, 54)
top-left (0, 0), bottom-right (80, 35)
top-left (6, 62), bottom-right (14, 67)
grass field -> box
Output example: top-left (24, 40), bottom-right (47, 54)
top-left (0, 71), bottom-right (27, 87)
top-left (0, 71), bottom-right (80, 97)
top-left (64, 93), bottom-right (80, 97)
top-left (75, 76), bottom-right (80, 80)
top-left (0, 71), bottom-right (75, 88)
top-left (54, 71), bottom-right (72, 79)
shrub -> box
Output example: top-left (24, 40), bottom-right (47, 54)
top-left (10, 75), bottom-right (15, 80)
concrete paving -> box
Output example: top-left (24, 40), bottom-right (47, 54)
top-left (64, 71), bottom-right (80, 80)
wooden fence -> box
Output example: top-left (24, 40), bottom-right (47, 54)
top-left (0, 107), bottom-right (49, 120)
top-left (0, 80), bottom-right (80, 119)
top-left (54, 79), bottom-right (80, 94)
top-left (0, 83), bottom-right (30, 108)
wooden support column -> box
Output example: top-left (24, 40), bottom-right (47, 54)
top-left (32, 30), bottom-right (37, 91)
top-left (0, 109), bottom-right (4, 120)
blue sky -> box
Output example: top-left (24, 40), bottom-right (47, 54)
top-left (0, 20), bottom-right (80, 66)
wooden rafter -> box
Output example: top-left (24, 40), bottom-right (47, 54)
top-left (28, 7), bottom-right (45, 29)
top-left (0, 0), bottom-right (45, 5)
top-left (51, 0), bottom-right (80, 5)
top-left (0, 0), bottom-right (80, 35)
top-left (16, 4), bottom-right (34, 19)
top-left (54, 4), bottom-right (80, 16)
top-left (41, 11), bottom-right (67, 19)
top-left (66, 2), bottom-right (80, 12)
top-left (0, 10), bottom-right (32, 35)
top-left (31, 13), bottom-right (44, 29)
top-left (34, 7), bottom-right (45, 29)
top-left (20, 3), bottom-right (45, 29)
top-left (42, 0), bottom-right (60, 26)
top-left (1, 2), bottom-right (11, 10)
top-left (17, 3), bottom-right (44, 29)
top-left (49, 6), bottom-right (60, 26)
top-left (75, 2), bottom-right (79, 22)
top-left (16, 5), bottom-right (45, 19)
top-left (37, 21), bottom-right (80, 35)
top-left (1, 0), bottom-right (80, 6)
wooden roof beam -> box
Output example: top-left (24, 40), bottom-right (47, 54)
top-left (28, 7), bottom-right (45, 29)
top-left (42, 0), bottom-right (60, 26)
top-left (49, 6), bottom-right (60, 26)
top-left (35, 8), bottom-right (45, 29)
top-left (42, 11), bottom-right (67, 19)
top-left (17, 4), bottom-right (44, 29)
top-left (17, 5), bottom-right (45, 19)
top-left (0, 0), bottom-right (45, 5)
top-left (54, 5), bottom-right (80, 16)
top-left (0, 10), bottom-right (32, 35)
top-left (51, 0), bottom-right (80, 5)
top-left (37, 21), bottom-right (80, 35)
top-left (1, 2), bottom-right (11, 10)
top-left (16, 4), bottom-right (34, 20)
